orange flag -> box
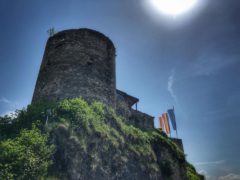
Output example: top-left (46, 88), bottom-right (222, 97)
top-left (163, 113), bottom-right (170, 135)
top-left (159, 117), bottom-right (164, 131)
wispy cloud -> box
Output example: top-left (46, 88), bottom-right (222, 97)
top-left (0, 97), bottom-right (19, 108)
top-left (0, 97), bottom-right (11, 104)
top-left (218, 173), bottom-right (240, 180)
top-left (167, 69), bottom-right (177, 102)
top-left (0, 97), bottom-right (20, 116)
top-left (195, 160), bottom-right (225, 166)
top-left (191, 54), bottom-right (238, 76)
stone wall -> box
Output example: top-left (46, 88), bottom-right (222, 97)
top-left (153, 146), bottom-right (187, 180)
top-left (116, 91), bottom-right (132, 118)
top-left (116, 90), bottom-right (154, 131)
top-left (129, 109), bottom-right (155, 131)
top-left (32, 28), bottom-right (116, 107)
top-left (170, 138), bottom-right (184, 152)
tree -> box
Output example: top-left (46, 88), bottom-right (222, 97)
top-left (0, 125), bottom-right (55, 180)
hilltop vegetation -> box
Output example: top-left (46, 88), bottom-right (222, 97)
top-left (0, 98), bottom-right (203, 180)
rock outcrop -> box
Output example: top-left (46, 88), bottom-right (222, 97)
top-left (44, 98), bottom-right (190, 180)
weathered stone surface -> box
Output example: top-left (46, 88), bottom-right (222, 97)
top-left (154, 147), bottom-right (187, 180)
top-left (50, 124), bottom-right (187, 180)
top-left (116, 90), bottom-right (132, 119)
top-left (32, 28), bottom-right (116, 107)
top-left (116, 90), bottom-right (139, 108)
top-left (170, 138), bottom-right (184, 152)
top-left (129, 109), bottom-right (155, 131)
top-left (116, 89), bottom-right (154, 131)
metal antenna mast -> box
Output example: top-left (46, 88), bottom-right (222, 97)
top-left (47, 28), bottom-right (56, 37)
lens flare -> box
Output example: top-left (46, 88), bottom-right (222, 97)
top-left (149, 0), bottom-right (198, 16)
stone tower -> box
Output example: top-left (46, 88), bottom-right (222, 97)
top-left (32, 28), bottom-right (116, 107)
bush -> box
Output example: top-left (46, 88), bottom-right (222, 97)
top-left (0, 125), bottom-right (55, 180)
top-left (186, 162), bottom-right (205, 180)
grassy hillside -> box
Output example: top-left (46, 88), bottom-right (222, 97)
top-left (0, 98), bottom-right (204, 180)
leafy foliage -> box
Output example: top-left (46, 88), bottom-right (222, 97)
top-left (186, 162), bottom-right (205, 180)
top-left (0, 125), bottom-right (55, 179)
top-left (0, 102), bottom-right (56, 140)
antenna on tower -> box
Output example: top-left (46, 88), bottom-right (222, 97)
top-left (47, 28), bottom-right (56, 37)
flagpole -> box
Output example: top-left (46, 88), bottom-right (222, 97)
top-left (173, 106), bottom-right (179, 138)
top-left (169, 117), bottom-right (171, 138)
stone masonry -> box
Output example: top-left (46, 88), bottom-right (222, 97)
top-left (32, 28), bottom-right (116, 107)
top-left (32, 28), bottom-right (156, 131)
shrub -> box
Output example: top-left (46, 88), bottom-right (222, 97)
top-left (0, 125), bottom-right (55, 180)
top-left (186, 162), bottom-right (205, 180)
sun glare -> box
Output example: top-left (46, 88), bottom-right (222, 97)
top-left (149, 0), bottom-right (198, 16)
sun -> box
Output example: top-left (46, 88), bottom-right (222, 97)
top-left (149, 0), bottom-right (198, 16)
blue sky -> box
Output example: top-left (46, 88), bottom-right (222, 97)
top-left (0, 0), bottom-right (240, 179)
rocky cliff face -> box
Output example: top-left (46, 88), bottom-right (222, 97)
top-left (44, 98), bottom-right (191, 180)
top-left (50, 125), bottom-right (187, 180)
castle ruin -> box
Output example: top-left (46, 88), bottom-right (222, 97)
top-left (32, 28), bottom-right (154, 131)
